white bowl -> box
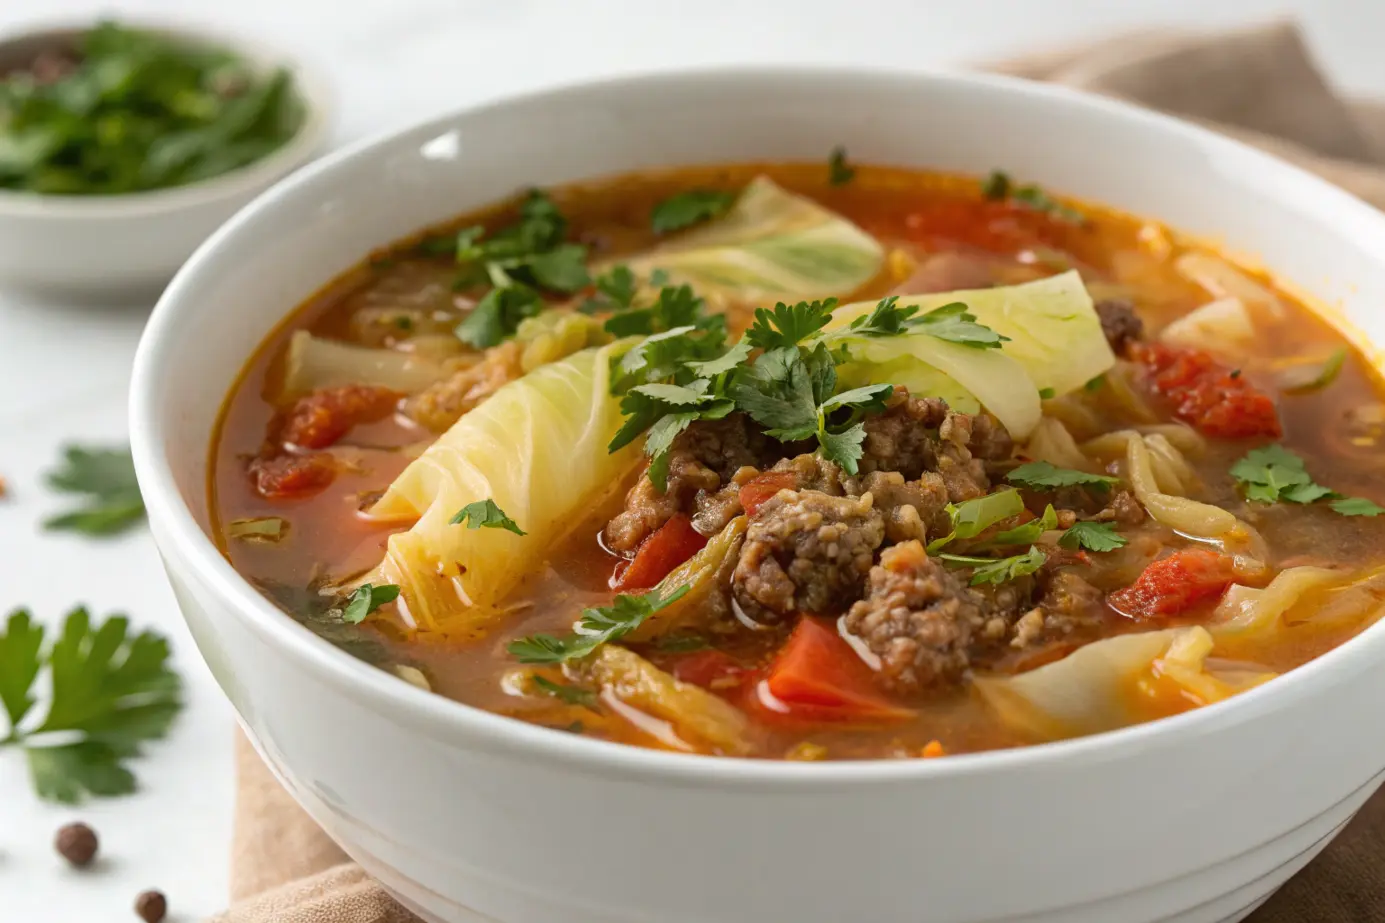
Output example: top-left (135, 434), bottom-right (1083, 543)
top-left (0, 22), bottom-right (332, 299)
top-left (130, 68), bottom-right (1385, 923)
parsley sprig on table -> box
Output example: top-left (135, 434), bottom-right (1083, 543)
top-left (43, 444), bottom-right (146, 536)
top-left (1231, 445), bottom-right (1384, 516)
top-left (508, 585), bottom-right (689, 664)
top-left (1, 608), bottom-right (182, 804)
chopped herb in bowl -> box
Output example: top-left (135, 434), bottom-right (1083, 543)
top-left (0, 21), bottom-right (305, 196)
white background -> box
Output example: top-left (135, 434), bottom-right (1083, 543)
top-left (2, 1), bottom-right (1383, 919)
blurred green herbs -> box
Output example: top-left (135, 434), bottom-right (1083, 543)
top-left (0, 21), bottom-right (304, 195)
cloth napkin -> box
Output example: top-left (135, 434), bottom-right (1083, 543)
top-left (212, 20), bottom-right (1385, 923)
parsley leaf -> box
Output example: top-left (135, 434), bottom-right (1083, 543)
top-left (581, 265), bottom-right (639, 314)
top-left (939, 546), bottom-right (1047, 586)
top-left (980, 170), bottom-right (1012, 200)
top-left (913, 302), bottom-right (1009, 349)
top-left (731, 347), bottom-right (821, 441)
top-left (604, 284), bottom-right (709, 337)
top-left (982, 170), bottom-right (1085, 223)
top-left (927, 489), bottom-right (1026, 552)
top-left (341, 583), bottom-right (400, 625)
top-left (991, 504), bottom-right (1058, 546)
top-left (449, 500), bottom-right (526, 535)
top-left (845, 296), bottom-right (922, 337)
top-left (828, 146), bottom-right (855, 186)
top-left (455, 284), bottom-right (544, 348)
top-left (43, 445), bottom-right (145, 536)
top-left (526, 243), bottom-right (591, 293)
top-left (745, 299), bottom-right (837, 350)
top-left (1331, 497), bottom-right (1385, 517)
top-left (1058, 521), bottom-right (1128, 552)
top-left (1006, 461), bottom-right (1119, 492)
top-left (531, 675), bottom-right (599, 709)
top-left (651, 189), bottom-right (735, 234)
top-left (685, 340), bottom-right (753, 378)
top-left (508, 585), bottom-right (691, 664)
top-left (1, 607), bottom-right (182, 804)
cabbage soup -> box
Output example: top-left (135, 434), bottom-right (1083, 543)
top-left (210, 160), bottom-right (1385, 760)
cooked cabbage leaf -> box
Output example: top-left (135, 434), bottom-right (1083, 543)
top-left (278, 331), bottom-right (452, 399)
top-left (614, 176), bottom-right (884, 303)
top-left (360, 342), bottom-right (642, 633)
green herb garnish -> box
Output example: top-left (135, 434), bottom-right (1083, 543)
top-left (746, 299), bottom-right (837, 350)
top-left (43, 445), bottom-right (145, 536)
top-left (939, 546), bottom-right (1047, 586)
top-left (1279, 348), bottom-right (1347, 395)
top-left (450, 500), bottom-right (526, 535)
top-left (508, 585), bottom-right (690, 664)
top-left (1330, 497), bottom-right (1385, 517)
top-left (531, 675), bottom-right (599, 709)
top-left (341, 583), bottom-right (401, 625)
top-left (650, 189), bottom-right (735, 234)
top-left (991, 504), bottom-right (1058, 546)
top-left (828, 146), bottom-right (855, 186)
top-left (927, 489), bottom-right (1026, 552)
top-left (455, 284), bottom-right (544, 348)
top-left (1, 608), bottom-right (182, 803)
top-left (845, 297), bottom-right (1008, 348)
top-left (981, 170), bottom-right (1085, 223)
top-left (1230, 445), bottom-right (1332, 504)
top-left (0, 22), bottom-right (304, 195)
top-left (1005, 461), bottom-right (1119, 492)
top-left (1058, 521), bottom-right (1128, 552)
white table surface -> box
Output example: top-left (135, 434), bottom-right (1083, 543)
top-left (4, 0), bottom-right (1384, 919)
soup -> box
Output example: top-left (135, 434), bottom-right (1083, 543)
top-left (211, 160), bottom-right (1385, 760)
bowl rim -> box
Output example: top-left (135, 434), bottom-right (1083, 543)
top-left (0, 16), bottom-right (335, 217)
top-left (131, 62), bottom-right (1385, 789)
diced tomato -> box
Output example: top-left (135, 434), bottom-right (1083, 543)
top-left (277, 385), bottom-right (402, 450)
top-left (247, 453), bottom-right (337, 500)
top-left (1130, 342), bottom-right (1281, 439)
top-left (755, 617), bottom-right (914, 724)
top-left (671, 650), bottom-right (748, 691)
top-left (737, 471), bottom-right (798, 517)
top-left (1108, 549), bottom-right (1237, 620)
top-left (611, 514), bottom-right (708, 591)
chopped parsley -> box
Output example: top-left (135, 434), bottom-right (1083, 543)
top-left (43, 445), bottom-right (146, 536)
top-left (1038, 387), bottom-right (1057, 400)
top-left (746, 299), bottom-right (837, 350)
top-left (1, 608), bottom-right (182, 803)
top-left (1058, 521), bottom-right (1128, 552)
top-left (981, 170), bottom-right (1085, 223)
top-left (1229, 444), bottom-right (1383, 516)
top-left (845, 297), bottom-right (1008, 349)
top-left (1006, 461), bottom-right (1119, 492)
top-left (581, 265), bottom-right (640, 314)
top-left (508, 585), bottom-right (690, 664)
top-left (531, 675), bottom-right (599, 709)
top-left (828, 146), bottom-right (855, 186)
top-left (454, 281), bottom-right (544, 348)
top-left (650, 189), bottom-right (735, 234)
top-left (939, 546), bottom-right (1046, 586)
top-left (341, 583), bottom-right (400, 625)
top-left (450, 499), bottom-right (526, 535)
top-left (1330, 497), bottom-right (1385, 517)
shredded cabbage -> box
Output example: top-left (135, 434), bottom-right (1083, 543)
top-left (1159, 297), bottom-right (1256, 352)
top-left (1211, 567), bottom-right (1344, 637)
top-left (278, 330), bottom-right (452, 398)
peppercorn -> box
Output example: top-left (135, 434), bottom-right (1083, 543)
top-left (54, 822), bottom-right (98, 867)
top-left (134, 889), bottom-right (167, 923)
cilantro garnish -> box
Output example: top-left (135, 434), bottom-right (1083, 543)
top-left (843, 297), bottom-right (1008, 349)
top-left (603, 283), bottom-right (709, 337)
top-left (746, 299), bottom-right (837, 350)
top-left (454, 283), bottom-right (544, 348)
top-left (531, 675), bottom-right (599, 709)
top-left (1006, 461), bottom-right (1119, 492)
top-left (1331, 497), bottom-right (1385, 517)
top-left (1058, 521), bottom-right (1128, 552)
top-left (939, 546), bottom-right (1047, 586)
top-left (1, 608), bottom-right (182, 804)
top-left (508, 585), bottom-right (690, 664)
top-left (981, 170), bottom-right (1086, 223)
top-left (1229, 444), bottom-right (1383, 516)
top-left (927, 489), bottom-right (1026, 552)
top-left (43, 445), bottom-right (146, 536)
top-left (991, 504), bottom-right (1058, 546)
top-left (450, 499), bottom-right (526, 535)
top-left (581, 265), bottom-right (639, 314)
top-left (650, 190), bottom-right (735, 234)
top-left (828, 146), bottom-right (855, 186)
top-left (341, 583), bottom-right (400, 625)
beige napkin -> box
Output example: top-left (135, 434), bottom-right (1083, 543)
top-left (212, 20), bottom-right (1385, 923)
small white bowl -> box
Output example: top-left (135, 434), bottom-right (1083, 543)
top-left (0, 22), bottom-right (332, 299)
top-left (132, 68), bottom-right (1385, 923)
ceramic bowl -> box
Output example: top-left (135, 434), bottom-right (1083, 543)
top-left (129, 67), bottom-right (1385, 923)
top-left (0, 21), bottom-right (332, 299)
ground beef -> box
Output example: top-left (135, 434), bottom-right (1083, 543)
top-left (671, 414), bottom-right (775, 481)
top-left (1034, 571), bottom-right (1107, 637)
top-left (1096, 299), bottom-right (1145, 355)
top-left (1091, 488), bottom-right (1148, 526)
top-left (1048, 486), bottom-right (1147, 527)
top-left (857, 389), bottom-right (1009, 502)
top-left (842, 540), bottom-right (995, 692)
top-left (732, 489), bottom-right (884, 621)
top-left (851, 470), bottom-right (951, 543)
top-left (604, 453), bottom-right (719, 553)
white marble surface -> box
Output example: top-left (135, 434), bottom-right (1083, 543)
top-left (3, 0), bottom-right (1383, 919)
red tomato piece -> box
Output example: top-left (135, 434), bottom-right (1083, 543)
top-left (247, 453), bottom-right (337, 500)
top-left (671, 650), bottom-right (748, 691)
top-left (737, 471), bottom-right (798, 517)
top-left (1108, 549), bottom-right (1237, 620)
top-left (611, 514), bottom-right (708, 592)
top-left (1130, 342), bottom-right (1281, 439)
top-left (278, 384), bottom-right (402, 450)
top-left (757, 617), bottom-right (914, 724)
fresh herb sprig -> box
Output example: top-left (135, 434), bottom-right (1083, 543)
top-left (939, 546), bottom-right (1047, 586)
top-left (828, 146), bottom-right (855, 186)
top-left (1006, 461), bottom-right (1119, 492)
top-left (1231, 445), bottom-right (1383, 516)
top-left (508, 585), bottom-right (689, 664)
top-left (981, 170), bottom-right (1086, 224)
top-left (650, 189), bottom-right (735, 233)
top-left (450, 499), bottom-right (526, 535)
top-left (341, 583), bottom-right (400, 625)
top-left (1, 608), bottom-right (182, 804)
top-left (1058, 520), bottom-right (1128, 552)
top-left (43, 445), bottom-right (145, 536)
